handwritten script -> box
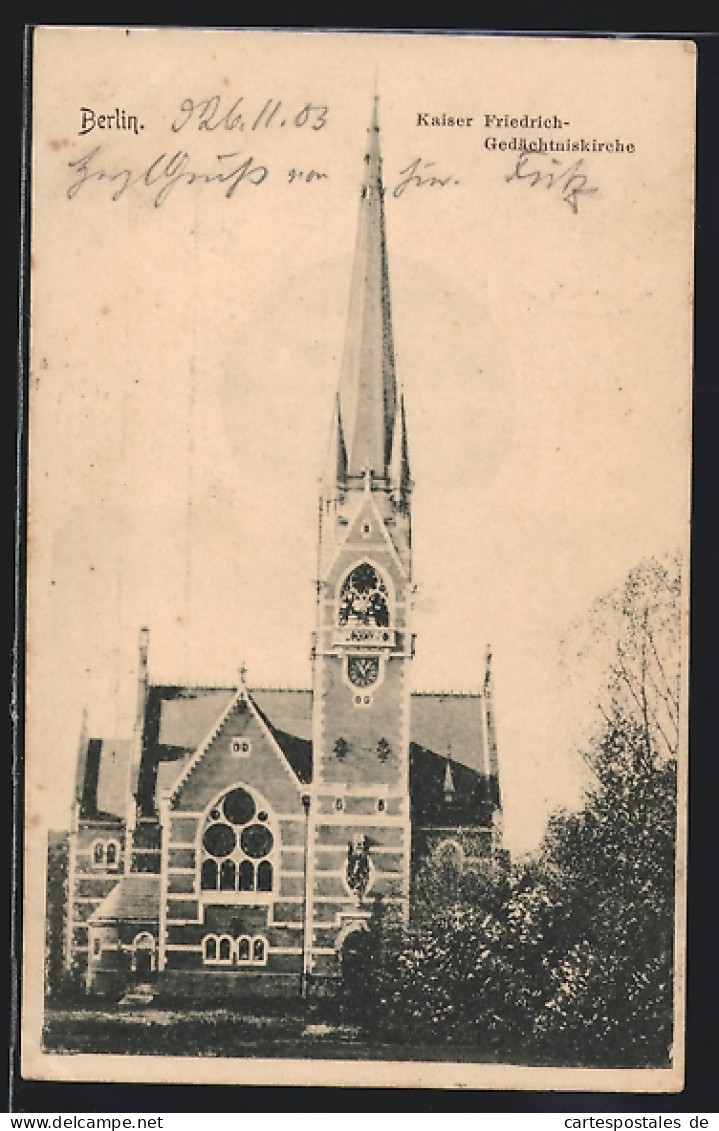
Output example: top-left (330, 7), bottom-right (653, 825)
top-left (392, 158), bottom-right (459, 198)
top-left (505, 152), bottom-right (598, 213)
top-left (66, 146), bottom-right (331, 207)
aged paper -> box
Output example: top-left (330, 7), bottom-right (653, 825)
top-left (23, 28), bottom-right (694, 1090)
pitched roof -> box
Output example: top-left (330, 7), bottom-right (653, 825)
top-left (154, 686), bottom-right (314, 749)
top-left (157, 687), bottom-right (235, 748)
top-left (89, 873), bottom-right (160, 924)
top-left (410, 693), bottom-right (486, 776)
top-left (250, 695), bottom-right (312, 785)
top-left (155, 753), bottom-right (193, 799)
top-left (79, 685), bottom-right (490, 824)
top-left (409, 743), bottom-right (496, 828)
top-left (79, 737), bottom-right (131, 822)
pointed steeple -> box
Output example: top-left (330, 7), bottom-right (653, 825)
top-left (324, 394), bottom-right (348, 490)
top-left (338, 96), bottom-right (397, 480)
top-left (389, 391), bottom-right (411, 501)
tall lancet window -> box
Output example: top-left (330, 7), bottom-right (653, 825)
top-left (338, 563), bottom-right (390, 628)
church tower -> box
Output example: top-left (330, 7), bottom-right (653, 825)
top-left (308, 100), bottom-right (414, 977)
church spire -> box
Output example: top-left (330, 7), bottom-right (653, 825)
top-left (338, 96), bottom-right (397, 481)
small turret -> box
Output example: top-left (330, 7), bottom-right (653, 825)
top-left (134, 626), bottom-right (150, 730)
top-left (126, 627), bottom-right (150, 845)
top-left (443, 745), bottom-right (456, 804)
top-left (324, 394), bottom-right (348, 493)
top-left (389, 392), bottom-right (411, 506)
top-left (483, 644), bottom-right (501, 811)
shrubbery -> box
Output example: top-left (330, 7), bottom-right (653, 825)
top-left (350, 715), bottom-right (676, 1066)
top-left (348, 555), bottom-right (681, 1068)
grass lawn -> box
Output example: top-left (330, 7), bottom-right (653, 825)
top-left (42, 1004), bottom-right (494, 1062)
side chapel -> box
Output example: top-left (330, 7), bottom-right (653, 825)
top-left (63, 101), bottom-right (504, 998)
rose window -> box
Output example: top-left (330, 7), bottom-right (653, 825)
top-left (200, 787), bottom-right (274, 893)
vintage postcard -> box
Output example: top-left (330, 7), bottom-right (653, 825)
top-left (22, 28), bottom-right (694, 1090)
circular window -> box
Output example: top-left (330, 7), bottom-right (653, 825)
top-left (257, 810), bottom-right (268, 823)
top-left (210, 808), bottom-right (221, 820)
top-left (223, 788), bottom-right (255, 826)
top-left (240, 824), bottom-right (274, 859)
top-left (203, 823), bottom-right (236, 857)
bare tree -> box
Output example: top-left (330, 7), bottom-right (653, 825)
top-left (561, 551), bottom-right (682, 762)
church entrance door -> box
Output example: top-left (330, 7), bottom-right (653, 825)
top-left (131, 932), bottom-right (156, 982)
top-left (341, 928), bottom-right (372, 996)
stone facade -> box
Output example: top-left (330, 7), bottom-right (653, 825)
top-left (61, 100), bottom-right (504, 1000)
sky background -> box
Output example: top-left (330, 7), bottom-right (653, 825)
top-left (27, 29), bottom-right (693, 855)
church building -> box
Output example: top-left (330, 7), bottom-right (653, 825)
top-left (63, 101), bottom-right (504, 999)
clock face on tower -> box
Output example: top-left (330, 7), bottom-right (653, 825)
top-left (347, 655), bottom-right (380, 688)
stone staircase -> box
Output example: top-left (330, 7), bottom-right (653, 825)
top-left (119, 982), bottom-right (156, 1007)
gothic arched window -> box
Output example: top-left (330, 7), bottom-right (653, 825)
top-left (220, 860), bottom-right (236, 891)
top-left (201, 859), bottom-right (219, 891)
top-left (200, 786), bottom-right (275, 896)
top-left (239, 860), bottom-right (255, 891)
top-left (338, 563), bottom-right (390, 628)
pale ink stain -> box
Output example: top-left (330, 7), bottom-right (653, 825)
top-left (101, 305), bottom-right (111, 316)
top-left (48, 138), bottom-right (71, 151)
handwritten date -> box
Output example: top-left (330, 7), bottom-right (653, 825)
top-left (172, 95), bottom-right (328, 133)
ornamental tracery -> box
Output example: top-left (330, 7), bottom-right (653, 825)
top-left (338, 562), bottom-right (390, 628)
top-left (200, 786), bottom-right (274, 894)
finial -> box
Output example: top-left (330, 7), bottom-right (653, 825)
top-left (370, 82), bottom-right (380, 135)
top-left (362, 462), bottom-right (372, 491)
top-left (238, 661), bottom-right (248, 689)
